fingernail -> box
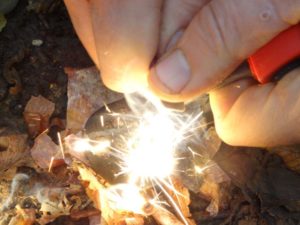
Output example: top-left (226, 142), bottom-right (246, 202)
top-left (165, 30), bottom-right (183, 52)
top-left (155, 50), bottom-right (190, 93)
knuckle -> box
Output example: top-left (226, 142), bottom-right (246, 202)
top-left (190, 3), bottom-right (230, 56)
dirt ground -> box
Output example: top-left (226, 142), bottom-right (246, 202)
top-left (1, 1), bottom-right (300, 225)
top-left (0, 0), bottom-right (92, 134)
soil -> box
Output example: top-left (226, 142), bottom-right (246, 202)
top-left (0, 0), bottom-right (93, 135)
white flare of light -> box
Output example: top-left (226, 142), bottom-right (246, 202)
top-left (103, 184), bottom-right (147, 214)
top-left (121, 92), bottom-right (203, 187)
top-left (72, 138), bottom-right (110, 155)
top-left (70, 91), bottom-right (204, 224)
top-left (123, 110), bottom-right (179, 185)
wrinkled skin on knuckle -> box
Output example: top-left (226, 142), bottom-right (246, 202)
top-left (208, 0), bottom-right (294, 59)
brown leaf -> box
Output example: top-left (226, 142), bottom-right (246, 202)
top-left (89, 215), bottom-right (101, 225)
top-left (30, 133), bottom-right (64, 169)
top-left (24, 95), bottom-right (55, 137)
top-left (76, 164), bottom-right (105, 209)
top-left (153, 178), bottom-right (195, 225)
top-left (65, 67), bottom-right (123, 132)
top-left (77, 164), bottom-right (133, 225)
top-left (203, 162), bottom-right (230, 184)
top-left (167, 178), bottom-right (192, 219)
top-left (197, 162), bottom-right (231, 215)
top-left (0, 134), bottom-right (29, 173)
top-left (36, 187), bottom-right (72, 224)
top-left (198, 175), bottom-right (226, 216)
top-left (7, 206), bottom-right (35, 225)
top-left (70, 209), bottom-right (100, 220)
top-left (17, 207), bottom-right (36, 225)
top-left (269, 146), bottom-right (300, 173)
top-left (125, 216), bottom-right (144, 225)
top-left (151, 207), bottom-right (185, 225)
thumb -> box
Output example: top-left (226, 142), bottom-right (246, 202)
top-left (159, 0), bottom-right (210, 55)
top-left (210, 68), bottom-right (300, 147)
top-left (149, 0), bottom-right (300, 102)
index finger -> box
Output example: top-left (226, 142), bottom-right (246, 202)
top-left (150, 0), bottom-right (300, 102)
top-left (90, 0), bottom-right (162, 93)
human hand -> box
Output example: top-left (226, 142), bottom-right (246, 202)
top-left (63, 0), bottom-right (209, 93)
top-left (64, 0), bottom-right (163, 93)
top-left (149, 0), bottom-right (300, 147)
top-left (65, 0), bottom-right (300, 147)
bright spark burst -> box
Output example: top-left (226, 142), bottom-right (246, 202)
top-left (71, 91), bottom-right (205, 224)
top-left (122, 111), bottom-right (179, 185)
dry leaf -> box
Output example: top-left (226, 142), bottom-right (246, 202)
top-left (36, 187), bottom-right (72, 224)
top-left (77, 164), bottom-right (135, 225)
top-left (5, 206), bottom-right (35, 225)
top-left (203, 162), bottom-right (230, 184)
top-left (199, 161), bottom-right (231, 215)
top-left (70, 209), bottom-right (100, 220)
top-left (0, 173), bottom-right (29, 212)
top-left (167, 178), bottom-right (192, 219)
top-left (76, 163), bottom-right (105, 210)
top-left (125, 216), bottom-right (144, 225)
top-left (198, 179), bottom-right (220, 216)
top-left (24, 95), bottom-right (55, 137)
top-left (269, 146), bottom-right (300, 173)
top-left (89, 215), bottom-right (101, 225)
top-left (65, 67), bottom-right (123, 132)
top-left (0, 134), bottom-right (29, 173)
top-left (16, 207), bottom-right (36, 225)
top-left (152, 207), bottom-right (185, 225)
top-left (30, 133), bottom-right (64, 169)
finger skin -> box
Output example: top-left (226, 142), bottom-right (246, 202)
top-left (90, 0), bottom-right (162, 93)
top-left (150, 0), bottom-right (300, 102)
top-left (210, 68), bottom-right (300, 147)
top-left (65, 0), bottom-right (162, 93)
top-left (159, 0), bottom-right (210, 54)
top-left (64, 0), bottom-right (99, 67)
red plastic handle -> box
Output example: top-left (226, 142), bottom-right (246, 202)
top-left (248, 24), bottom-right (300, 84)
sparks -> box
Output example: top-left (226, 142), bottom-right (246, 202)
top-left (72, 137), bottom-right (110, 155)
top-left (103, 184), bottom-right (147, 214)
top-left (122, 111), bottom-right (179, 185)
top-left (70, 91), bottom-right (205, 223)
